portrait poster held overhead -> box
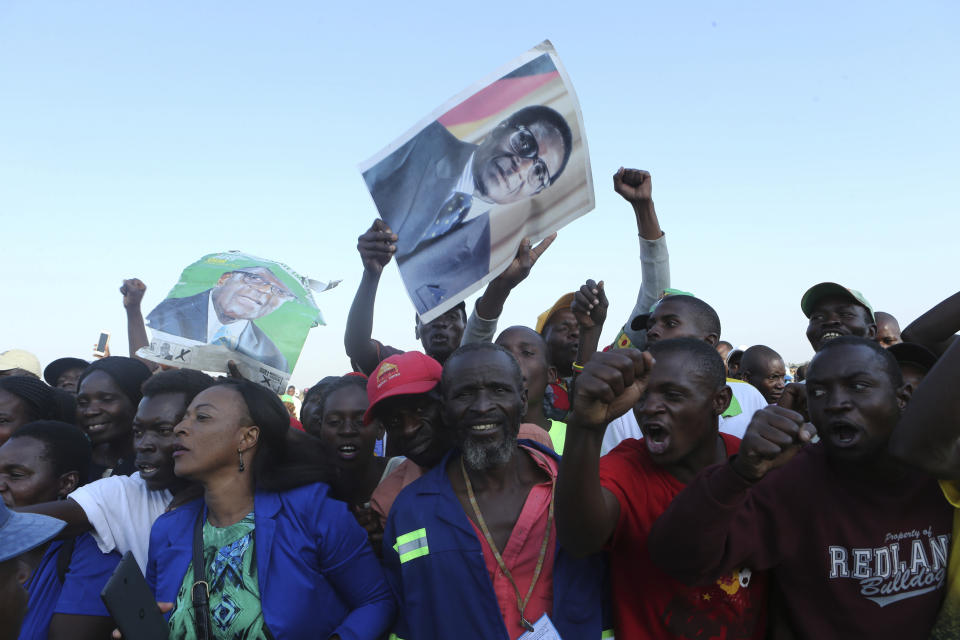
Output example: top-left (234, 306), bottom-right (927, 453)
top-left (139, 251), bottom-right (338, 392)
top-left (360, 40), bottom-right (594, 322)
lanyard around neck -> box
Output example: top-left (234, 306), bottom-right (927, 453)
top-left (459, 453), bottom-right (555, 633)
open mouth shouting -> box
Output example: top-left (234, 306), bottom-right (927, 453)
top-left (642, 423), bottom-right (671, 456)
top-left (827, 420), bottom-right (862, 449)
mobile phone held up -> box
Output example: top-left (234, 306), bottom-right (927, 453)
top-left (93, 331), bottom-right (110, 358)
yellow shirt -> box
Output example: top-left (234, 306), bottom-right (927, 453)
top-left (930, 480), bottom-right (960, 639)
top-left (548, 420), bottom-right (567, 455)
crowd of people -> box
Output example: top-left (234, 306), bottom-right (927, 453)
top-left (2, 168), bottom-right (958, 640)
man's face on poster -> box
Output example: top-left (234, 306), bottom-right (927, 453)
top-left (211, 268), bottom-right (294, 322)
top-left (472, 117), bottom-right (567, 205)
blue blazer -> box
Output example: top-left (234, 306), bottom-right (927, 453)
top-left (148, 483), bottom-right (396, 640)
top-left (382, 441), bottom-right (611, 640)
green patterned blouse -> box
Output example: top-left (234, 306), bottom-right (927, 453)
top-left (168, 512), bottom-right (269, 640)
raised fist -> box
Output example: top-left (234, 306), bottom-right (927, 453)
top-left (357, 219), bottom-right (397, 276)
top-left (613, 167), bottom-right (652, 204)
top-left (120, 278), bottom-right (146, 309)
top-left (570, 349), bottom-right (653, 430)
top-left (572, 278), bottom-right (608, 330)
top-left (732, 406), bottom-right (817, 481)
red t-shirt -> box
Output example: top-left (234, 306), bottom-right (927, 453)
top-left (599, 434), bottom-right (766, 640)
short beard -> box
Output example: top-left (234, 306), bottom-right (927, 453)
top-left (461, 430), bottom-right (518, 472)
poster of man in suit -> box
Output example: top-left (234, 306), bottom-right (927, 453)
top-left (360, 40), bottom-right (594, 322)
top-left (139, 252), bottom-right (336, 391)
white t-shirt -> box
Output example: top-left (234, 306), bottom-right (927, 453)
top-left (600, 379), bottom-right (769, 455)
top-left (68, 472), bottom-right (173, 571)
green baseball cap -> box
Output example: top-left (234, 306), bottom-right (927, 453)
top-left (648, 288), bottom-right (696, 313)
top-left (630, 288), bottom-right (698, 332)
top-left (800, 283), bottom-right (874, 321)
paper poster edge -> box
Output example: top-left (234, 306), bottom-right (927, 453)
top-left (358, 40), bottom-right (558, 174)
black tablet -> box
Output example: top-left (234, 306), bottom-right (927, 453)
top-left (100, 551), bottom-right (169, 640)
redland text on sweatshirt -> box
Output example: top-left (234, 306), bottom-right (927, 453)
top-left (648, 444), bottom-right (952, 639)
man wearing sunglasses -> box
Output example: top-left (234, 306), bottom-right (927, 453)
top-left (363, 105), bottom-right (573, 315)
top-left (146, 266), bottom-right (294, 372)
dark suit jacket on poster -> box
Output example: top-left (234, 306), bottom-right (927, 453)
top-left (363, 121), bottom-right (491, 315)
top-left (146, 290), bottom-right (290, 372)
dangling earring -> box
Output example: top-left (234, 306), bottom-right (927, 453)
top-left (238, 449), bottom-right (245, 472)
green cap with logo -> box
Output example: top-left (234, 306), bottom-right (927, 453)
top-left (800, 283), bottom-right (874, 321)
top-left (648, 288), bottom-right (696, 313)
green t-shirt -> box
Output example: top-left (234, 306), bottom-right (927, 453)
top-left (168, 512), bottom-right (269, 639)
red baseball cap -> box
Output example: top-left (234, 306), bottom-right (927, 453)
top-left (363, 351), bottom-right (442, 425)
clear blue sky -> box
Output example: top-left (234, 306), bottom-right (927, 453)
top-left (3, 1), bottom-right (957, 387)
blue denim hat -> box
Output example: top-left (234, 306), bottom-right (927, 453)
top-left (0, 501), bottom-right (65, 563)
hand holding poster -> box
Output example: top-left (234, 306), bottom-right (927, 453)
top-left (138, 251), bottom-right (338, 392)
top-left (360, 40), bottom-right (594, 322)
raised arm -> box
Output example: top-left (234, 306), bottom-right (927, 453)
top-left (609, 169), bottom-right (671, 349)
top-left (572, 278), bottom-right (608, 365)
top-left (344, 219), bottom-right (397, 375)
top-left (615, 167), bottom-right (662, 242)
top-left (121, 278), bottom-right (158, 371)
top-left (648, 406), bottom-right (815, 584)
top-left (890, 338), bottom-right (960, 479)
top-left (462, 234), bottom-right (556, 345)
top-left (557, 349), bottom-right (652, 556)
top-left (901, 290), bottom-right (960, 356)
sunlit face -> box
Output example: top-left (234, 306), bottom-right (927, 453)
top-left (133, 393), bottom-right (189, 492)
top-left (875, 313), bottom-right (903, 348)
top-left (0, 392), bottom-right (33, 447)
top-left (417, 308), bottom-right (466, 364)
top-left (172, 386), bottom-right (257, 480)
top-left (495, 326), bottom-right (551, 404)
top-left (374, 393), bottom-right (447, 468)
top-left (743, 357), bottom-right (787, 404)
top-left (76, 371), bottom-right (136, 446)
top-left (443, 350), bottom-right (526, 472)
top-left (316, 385), bottom-right (382, 469)
top-left (646, 299), bottom-right (704, 345)
top-left (634, 352), bottom-right (725, 464)
top-left (0, 437), bottom-right (64, 507)
top-left (541, 309), bottom-right (579, 370)
top-left (211, 268), bottom-right (293, 322)
top-left (807, 343), bottom-right (905, 461)
top-left (472, 119), bottom-right (566, 205)
top-left (805, 296), bottom-right (876, 352)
